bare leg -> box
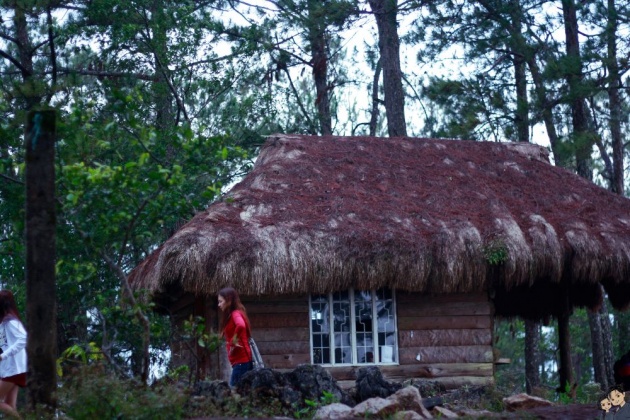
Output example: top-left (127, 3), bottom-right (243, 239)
top-left (6, 385), bottom-right (18, 409)
top-left (0, 381), bottom-right (20, 418)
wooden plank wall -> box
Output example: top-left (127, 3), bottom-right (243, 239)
top-left (392, 292), bottom-right (494, 389)
top-left (329, 292), bottom-right (494, 389)
top-left (170, 292), bottom-right (494, 389)
top-left (244, 294), bottom-right (311, 369)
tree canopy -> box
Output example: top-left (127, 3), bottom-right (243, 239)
top-left (1, 0), bottom-right (629, 396)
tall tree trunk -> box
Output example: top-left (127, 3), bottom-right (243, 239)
top-left (589, 310), bottom-right (608, 390)
top-left (369, 59), bottom-right (382, 136)
top-left (600, 300), bottom-right (615, 387)
top-left (308, 0), bottom-right (332, 135)
top-left (561, 0), bottom-right (593, 180)
top-left (510, 4), bottom-right (539, 392)
top-left (557, 289), bottom-right (574, 393)
top-left (525, 320), bottom-right (540, 394)
top-left (514, 56), bottom-right (529, 142)
top-left (150, 1), bottom-right (181, 163)
top-left (367, 0), bottom-right (406, 137)
top-left (619, 314), bottom-right (630, 357)
top-left (13, 0), bottom-right (42, 110)
top-left (561, 1), bottom-right (614, 392)
top-left (604, 0), bottom-right (630, 364)
top-left (510, 0), bottom-right (529, 143)
top-left (558, 308), bottom-right (574, 392)
top-left (25, 111), bottom-right (58, 411)
top-left (527, 57), bottom-right (560, 160)
top-left (606, 0), bottom-right (624, 195)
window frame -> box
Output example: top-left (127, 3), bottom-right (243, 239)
top-left (308, 288), bottom-right (399, 366)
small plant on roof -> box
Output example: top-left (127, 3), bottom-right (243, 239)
top-left (484, 240), bottom-right (509, 265)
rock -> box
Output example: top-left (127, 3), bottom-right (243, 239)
top-left (285, 364), bottom-right (354, 407)
top-left (351, 397), bottom-right (400, 417)
top-left (393, 410), bottom-right (425, 420)
top-left (236, 365), bottom-right (355, 411)
top-left (403, 379), bottom-right (446, 398)
top-left (191, 380), bottom-right (231, 403)
top-left (457, 408), bottom-right (496, 417)
top-left (503, 393), bottom-right (554, 411)
top-left (387, 386), bottom-right (433, 418)
top-left (313, 403), bottom-right (353, 420)
top-left (235, 367), bottom-right (300, 407)
top-left (432, 406), bottom-right (459, 418)
top-left (421, 396), bottom-right (444, 410)
top-left (355, 366), bottom-right (402, 402)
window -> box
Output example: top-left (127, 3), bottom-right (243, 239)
top-left (310, 288), bottom-right (398, 365)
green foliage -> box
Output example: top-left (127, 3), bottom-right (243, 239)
top-left (483, 241), bottom-right (509, 265)
top-left (494, 318), bottom-right (526, 393)
top-left (293, 390), bottom-right (340, 419)
top-left (57, 342), bottom-right (104, 377)
top-left (182, 316), bottom-right (222, 352)
top-left (165, 365), bottom-right (190, 383)
top-left (495, 309), bottom-right (606, 397)
top-left (58, 367), bottom-right (187, 420)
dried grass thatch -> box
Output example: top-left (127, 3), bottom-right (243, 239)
top-left (129, 135), bottom-right (630, 318)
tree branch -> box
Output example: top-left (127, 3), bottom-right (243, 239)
top-left (282, 67), bottom-right (317, 134)
top-left (154, 55), bottom-right (190, 123)
top-left (0, 49), bottom-right (30, 75)
top-left (57, 67), bottom-right (156, 81)
top-left (0, 173), bottom-right (24, 185)
top-left (0, 31), bottom-right (18, 45)
top-left (116, 177), bottom-right (169, 267)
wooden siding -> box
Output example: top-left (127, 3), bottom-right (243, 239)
top-left (388, 292), bottom-right (494, 389)
top-left (244, 294), bottom-right (311, 370)
top-left (168, 291), bottom-right (494, 389)
top-left (326, 292), bottom-right (495, 390)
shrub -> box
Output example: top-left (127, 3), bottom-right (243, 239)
top-left (58, 366), bottom-right (187, 419)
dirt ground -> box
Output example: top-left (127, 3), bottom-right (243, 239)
top-left (498, 403), bottom-right (600, 419)
top-left (191, 403), bottom-right (602, 419)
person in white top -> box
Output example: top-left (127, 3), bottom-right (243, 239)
top-left (0, 290), bottom-right (27, 418)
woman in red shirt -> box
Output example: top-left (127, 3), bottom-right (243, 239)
top-left (218, 287), bottom-right (253, 387)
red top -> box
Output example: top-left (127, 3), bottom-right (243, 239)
top-left (224, 310), bottom-right (252, 366)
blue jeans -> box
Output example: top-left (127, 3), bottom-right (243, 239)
top-left (230, 361), bottom-right (253, 387)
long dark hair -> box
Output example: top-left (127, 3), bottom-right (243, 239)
top-left (0, 290), bottom-right (22, 322)
top-left (218, 287), bottom-right (251, 337)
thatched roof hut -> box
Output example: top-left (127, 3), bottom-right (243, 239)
top-left (130, 134), bottom-right (630, 318)
top-left (129, 134), bottom-right (630, 387)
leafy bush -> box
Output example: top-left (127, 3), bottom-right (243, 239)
top-left (58, 366), bottom-right (187, 419)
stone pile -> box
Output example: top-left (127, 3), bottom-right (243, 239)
top-left (192, 365), bottom-right (551, 418)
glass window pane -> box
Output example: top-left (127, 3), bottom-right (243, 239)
top-left (332, 292), bottom-right (351, 364)
top-left (375, 289), bottom-right (396, 363)
top-left (334, 332), bottom-right (352, 363)
top-left (355, 289), bottom-right (374, 363)
top-left (312, 288), bottom-right (397, 366)
top-left (333, 300), bottom-right (350, 332)
top-left (375, 288), bottom-right (393, 301)
top-left (311, 295), bottom-right (330, 364)
top-left (332, 290), bottom-right (349, 302)
top-left (354, 289), bottom-right (372, 303)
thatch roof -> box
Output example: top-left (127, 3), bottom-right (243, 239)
top-left (129, 134), bottom-right (630, 318)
